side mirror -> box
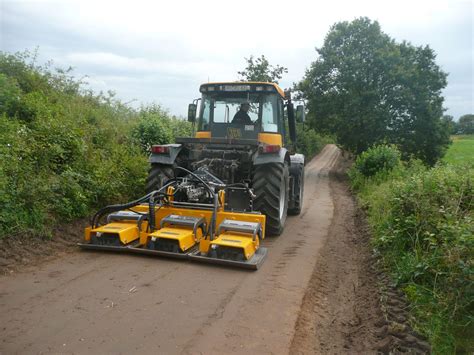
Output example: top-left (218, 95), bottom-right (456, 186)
top-left (287, 102), bottom-right (296, 143)
top-left (187, 103), bottom-right (197, 123)
top-left (296, 105), bottom-right (305, 123)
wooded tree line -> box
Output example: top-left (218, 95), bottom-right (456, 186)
top-left (443, 114), bottom-right (474, 135)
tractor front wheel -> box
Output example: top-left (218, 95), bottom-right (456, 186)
top-left (288, 163), bottom-right (304, 215)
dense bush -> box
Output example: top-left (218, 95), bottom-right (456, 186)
top-left (353, 144), bottom-right (400, 177)
top-left (0, 51), bottom-right (190, 238)
top-left (351, 155), bottom-right (474, 352)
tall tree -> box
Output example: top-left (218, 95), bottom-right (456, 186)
top-left (298, 17), bottom-right (450, 165)
top-left (238, 55), bottom-right (288, 84)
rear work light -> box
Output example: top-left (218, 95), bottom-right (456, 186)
top-left (151, 145), bottom-right (170, 154)
top-left (260, 145), bottom-right (281, 154)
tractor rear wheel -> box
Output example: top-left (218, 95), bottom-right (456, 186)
top-left (252, 162), bottom-right (289, 236)
top-left (145, 164), bottom-right (174, 193)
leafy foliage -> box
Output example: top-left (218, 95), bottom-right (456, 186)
top-left (132, 104), bottom-right (192, 154)
top-left (298, 17), bottom-right (450, 165)
top-left (353, 144), bottom-right (400, 177)
top-left (238, 55), bottom-right (288, 84)
top-left (0, 51), bottom-right (190, 238)
top-left (350, 152), bottom-right (474, 353)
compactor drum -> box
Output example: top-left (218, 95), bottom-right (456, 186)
top-left (80, 82), bottom-right (305, 270)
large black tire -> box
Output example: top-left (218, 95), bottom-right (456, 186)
top-left (288, 163), bottom-right (304, 215)
top-left (145, 164), bottom-right (174, 193)
top-left (252, 162), bottom-right (289, 236)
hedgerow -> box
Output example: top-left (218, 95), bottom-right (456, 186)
top-left (0, 51), bottom-right (191, 238)
top-left (350, 144), bottom-right (474, 353)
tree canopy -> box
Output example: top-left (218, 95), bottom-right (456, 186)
top-left (238, 55), bottom-right (288, 84)
top-left (298, 17), bottom-right (450, 165)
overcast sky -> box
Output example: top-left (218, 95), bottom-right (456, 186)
top-left (1, 0), bottom-right (473, 118)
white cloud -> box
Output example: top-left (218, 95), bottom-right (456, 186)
top-left (64, 52), bottom-right (229, 79)
top-left (1, 0), bottom-right (472, 117)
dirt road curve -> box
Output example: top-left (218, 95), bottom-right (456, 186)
top-left (1, 144), bottom-right (379, 354)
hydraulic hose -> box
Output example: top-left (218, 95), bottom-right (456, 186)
top-left (91, 184), bottom-right (174, 229)
top-left (149, 193), bottom-right (156, 232)
top-left (91, 192), bottom-right (154, 228)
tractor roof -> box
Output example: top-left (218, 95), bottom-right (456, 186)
top-left (200, 82), bottom-right (286, 99)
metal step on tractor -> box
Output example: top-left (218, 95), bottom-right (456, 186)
top-left (79, 82), bottom-right (306, 269)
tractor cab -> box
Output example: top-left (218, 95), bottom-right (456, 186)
top-left (188, 82), bottom-right (290, 144)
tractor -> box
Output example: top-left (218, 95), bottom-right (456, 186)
top-left (146, 82), bottom-right (305, 235)
top-left (79, 82), bottom-right (305, 269)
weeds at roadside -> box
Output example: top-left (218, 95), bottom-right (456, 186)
top-left (349, 144), bottom-right (474, 353)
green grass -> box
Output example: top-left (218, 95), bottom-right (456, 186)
top-left (443, 135), bottom-right (474, 166)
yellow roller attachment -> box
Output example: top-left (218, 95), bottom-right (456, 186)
top-left (202, 219), bottom-right (263, 261)
top-left (91, 222), bottom-right (141, 245)
top-left (148, 227), bottom-right (201, 252)
top-left (210, 233), bottom-right (258, 260)
top-left (188, 218), bottom-right (267, 268)
top-left (145, 214), bottom-right (207, 254)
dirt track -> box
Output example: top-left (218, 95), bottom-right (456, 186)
top-left (0, 145), bottom-right (383, 354)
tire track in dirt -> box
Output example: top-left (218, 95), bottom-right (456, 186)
top-left (290, 157), bottom-right (383, 354)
